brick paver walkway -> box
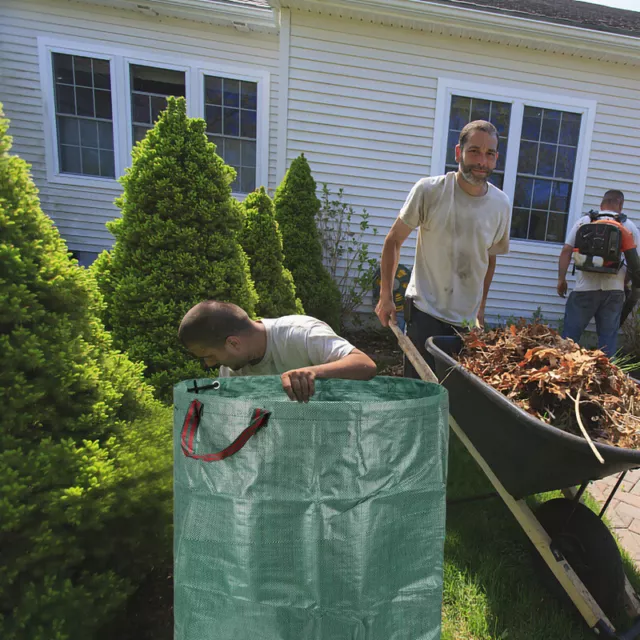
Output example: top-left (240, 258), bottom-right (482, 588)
top-left (590, 468), bottom-right (640, 566)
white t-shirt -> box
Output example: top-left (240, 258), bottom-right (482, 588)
top-left (565, 211), bottom-right (640, 293)
top-left (399, 172), bottom-right (511, 326)
top-left (219, 316), bottom-right (356, 377)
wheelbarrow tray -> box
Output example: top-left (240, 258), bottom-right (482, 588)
top-left (427, 336), bottom-right (640, 499)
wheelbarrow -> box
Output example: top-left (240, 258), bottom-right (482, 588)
top-left (390, 324), bottom-right (640, 639)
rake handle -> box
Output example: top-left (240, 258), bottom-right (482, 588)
top-left (388, 322), bottom-right (439, 385)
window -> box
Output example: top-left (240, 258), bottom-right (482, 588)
top-left (511, 108), bottom-right (582, 243)
top-left (130, 64), bottom-right (186, 143)
top-left (52, 53), bottom-right (115, 178)
top-left (40, 39), bottom-right (269, 193)
top-left (445, 95), bottom-right (511, 190)
top-left (435, 81), bottom-right (594, 244)
top-left (204, 75), bottom-right (258, 193)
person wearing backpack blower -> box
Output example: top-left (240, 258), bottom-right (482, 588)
top-left (557, 189), bottom-right (640, 356)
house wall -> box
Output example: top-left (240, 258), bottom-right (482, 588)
top-left (0, 0), bottom-right (280, 256)
top-left (283, 9), bottom-right (640, 322)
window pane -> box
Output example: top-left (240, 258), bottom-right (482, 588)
top-left (100, 150), bottom-right (115, 178)
top-left (133, 125), bottom-right (149, 143)
top-left (555, 146), bottom-right (577, 180)
top-left (93, 59), bottom-right (110, 89)
top-left (240, 81), bottom-right (257, 110)
top-left (94, 90), bottom-right (112, 120)
top-left (81, 147), bottom-right (100, 176)
top-left (513, 177), bottom-right (534, 209)
top-left (496, 136), bottom-right (508, 171)
top-left (492, 102), bottom-right (511, 137)
top-left (206, 105), bottom-right (223, 134)
top-left (240, 109), bottom-right (256, 138)
top-left (488, 172), bottom-right (504, 190)
top-left (230, 173), bottom-right (240, 193)
top-left (532, 179), bottom-right (552, 210)
top-left (224, 108), bottom-right (240, 136)
top-left (546, 212), bottom-right (568, 243)
top-left (517, 140), bottom-right (537, 174)
top-left (60, 144), bottom-right (81, 173)
top-left (205, 76), bottom-right (222, 105)
top-left (53, 53), bottom-right (74, 84)
top-left (209, 135), bottom-right (224, 155)
top-left (74, 56), bottom-right (93, 87)
top-left (241, 168), bottom-right (256, 193)
top-left (550, 181), bottom-right (572, 213)
top-left (450, 96), bottom-right (471, 131)
top-left (536, 143), bottom-right (556, 177)
top-left (133, 93), bottom-right (150, 124)
top-left (58, 116), bottom-right (80, 146)
top-left (76, 86), bottom-right (94, 117)
top-left (528, 211), bottom-right (548, 241)
top-left (79, 119), bottom-right (98, 148)
top-left (540, 109), bottom-right (561, 144)
top-left (130, 65), bottom-right (185, 96)
top-left (223, 78), bottom-right (240, 107)
top-left (242, 140), bottom-right (256, 167)
top-left (470, 98), bottom-right (490, 121)
top-left (225, 138), bottom-right (241, 166)
top-left (445, 130), bottom-right (458, 165)
top-left (56, 84), bottom-right (76, 115)
top-left (98, 121), bottom-right (114, 151)
top-left (560, 112), bottom-right (582, 146)
top-left (150, 95), bottom-right (168, 123)
top-left (511, 208), bottom-right (530, 239)
top-left (521, 106), bottom-right (542, 141)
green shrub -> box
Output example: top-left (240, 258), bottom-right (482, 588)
top-left (274, 154), bottom-right (341, 330)
top-left (0, 104), bottom-right (172, 640)
top-left (316, 184), bottom-right (378, 330)
top-left (240, 186), bottom-right (304, 317)
top-left (93, 97), bottom-right (257, 400)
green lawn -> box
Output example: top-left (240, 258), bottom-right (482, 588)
top-left (443, 434), bottom-right (640, 640)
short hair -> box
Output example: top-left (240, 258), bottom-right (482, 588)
top-left (602, 189), bottom-right (624, 209)
top-left (178, 300), bottom-right (252, 349)
top-left (459, 120), bottom-right (499, 150)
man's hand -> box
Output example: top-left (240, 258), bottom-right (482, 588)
top-left (281, 368), bottom-right (317, 403)
top-left (375, 297), bottom-right (397, 328)
top-left (557, 278), bottom-right (568, 298)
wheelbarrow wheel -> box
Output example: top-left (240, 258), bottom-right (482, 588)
top-left (532, 498), bottom-right (625, 617)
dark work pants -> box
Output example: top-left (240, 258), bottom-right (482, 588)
top-left (403, 300), bottom-right (460, 378)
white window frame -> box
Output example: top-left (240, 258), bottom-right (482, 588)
top-left (37, 37), bottom-right (270, 196)
top-left (431, 77), bottom-right (597, 246)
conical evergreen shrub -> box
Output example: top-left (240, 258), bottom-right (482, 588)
top-left (274, 154), bottom-right (341, 330)
top-left (240, 186), bottom-right (304, 317)
top-left (93, 97), bottom-right (257, 400)
top-left (0, 105), bottom-right (172, 640)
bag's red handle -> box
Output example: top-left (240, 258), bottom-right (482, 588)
top-left (181, 399), bottom-right (271, 462)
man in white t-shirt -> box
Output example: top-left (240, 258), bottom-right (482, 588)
top-left (557, 189), bottom-right (640, 356)
top-left (178, 300), bottom-right (377, 402)
top-left (376, 120), bottom-right (512, 376)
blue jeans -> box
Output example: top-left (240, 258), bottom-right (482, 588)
top-left (562, 290), bottom-right (624, 357)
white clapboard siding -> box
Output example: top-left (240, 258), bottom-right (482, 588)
top-left (284, 10), bottom-right (640, 322)
top-left (0, 0), bottom-right (279, 253)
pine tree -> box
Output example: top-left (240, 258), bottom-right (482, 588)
top-left (0, 104), bottom-right (172, 640)
top-left (93, 97), bottom-right (258, 399)
top-left (274, 154), bottom-right (341, 330)
top-left (240, 186), bottom-right (304, 317)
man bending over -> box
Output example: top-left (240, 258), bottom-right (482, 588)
top-left (178, 300), bottom-right (377, 403)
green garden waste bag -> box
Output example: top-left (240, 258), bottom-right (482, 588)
top-left (174, 375), bottom-right (449, 640)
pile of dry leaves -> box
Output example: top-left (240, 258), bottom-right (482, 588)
top-left (457, 321), bottom-right (640, 450)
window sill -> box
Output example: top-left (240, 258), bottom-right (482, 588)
top-left (47, 172), bottom-right (121, 190)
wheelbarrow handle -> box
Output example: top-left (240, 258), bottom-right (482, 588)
top-left (388, 322), bottom-right (439, 385)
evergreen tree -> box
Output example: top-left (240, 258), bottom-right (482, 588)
top-left (0, 104), bottom-right (172, 640)
top-left (240, 186), bottom-right (303, 317)
top-left (274, 154), bottom-right (341, 330)
top-left (93, 97), bottom-right (257, 399)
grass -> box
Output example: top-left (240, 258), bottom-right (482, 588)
top-left (443, 434), bottom-right (640, 639)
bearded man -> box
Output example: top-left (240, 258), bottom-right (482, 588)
top-left (376, 120), bottom-right (512, 376)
